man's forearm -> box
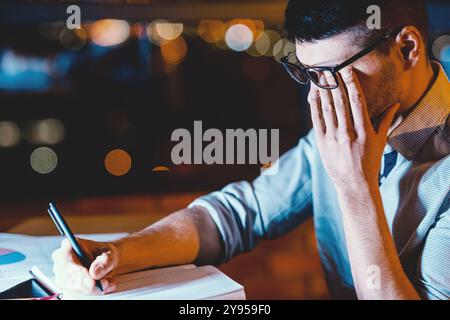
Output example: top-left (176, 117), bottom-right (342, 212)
top-left (335, 183), bottom-right (420, 300)
top-left (111, 206), bottom-right (223, 275)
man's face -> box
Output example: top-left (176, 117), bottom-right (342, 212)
top-left (296, 32), bottom-right (403, 119)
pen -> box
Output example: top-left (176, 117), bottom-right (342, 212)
top-left (47, 202), bottom-right (103, 292)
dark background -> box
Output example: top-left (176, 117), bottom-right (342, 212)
top-left (0, 0), bottom-right (448, 202)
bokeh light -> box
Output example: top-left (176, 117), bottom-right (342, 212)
top-left (59, 27), bottom-right (87, 51)
top-left (0, 121), bottom-right (21, 148)
top-left (273, 38), bottom-right (296, 61)
top-left (147, 20), bottom-right (169, 46)
top-left (155, 22), bottom-right (184, 41)
top-left (247, 30), bottom-right (282, 58)
top-left (130, 23), bottom-right (146, 38)
top-left (90, 19), bottom-right (130, 47)
top-left (432, 34), bottom-right (450, 62)
top-left (198, 20), bottom-right (226, 43)
top-left (104, 149), bottom-right (132, 176)
top-left (30, 147), bottom-right (58, 174)
top-left (227, 19), bottom-right (264, 39)
top-left (254, 32), bottom-right (271, 56)
top-left (283, 40), bottom-right (296, 57)
top-left (152, 166), bottom-right (171, 172)
top-left (160, 36), bottom-right (188, 65)
top-left (26, 118), bottom-right (65, 145)
top-left (263, 30), bottom-right (281, 57)
top-left (225, 24), bottom-right (253, 52)
top-left (251, 20), bottom-right (265, 37)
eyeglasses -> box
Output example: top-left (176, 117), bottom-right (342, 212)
top-left (280, 28), bottom-right (402, 89)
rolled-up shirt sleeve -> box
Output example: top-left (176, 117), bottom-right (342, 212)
top-left (415, 202), bottom-right (450, 300)
top-left (188, 130), bottom-right (316, 263)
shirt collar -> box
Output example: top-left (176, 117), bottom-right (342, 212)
top-left (388, 62), bottom-right (450, 160)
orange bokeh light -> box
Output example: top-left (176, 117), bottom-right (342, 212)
top-left (152, 166), bottom-right (171, 172)
top-left (198, 20), bottom-right (226, 43)
top-left (104, 149), bottom-right (132, 176)
top-left (160, 36), bottom-right (188, 64)
top-left (90, 19), bottom-right (130, 47)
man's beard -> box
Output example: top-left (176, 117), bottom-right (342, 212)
top-left (367, 62), bottom-right (400, 123)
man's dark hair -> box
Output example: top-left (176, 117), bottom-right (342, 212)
top-left (284, 0), bottom-right (428, 48)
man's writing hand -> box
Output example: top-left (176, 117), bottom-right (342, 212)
top-left (51, 238), bottom-right (119, 295)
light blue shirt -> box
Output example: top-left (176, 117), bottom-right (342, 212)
top-left (189, 63), bottom-right (450, 299)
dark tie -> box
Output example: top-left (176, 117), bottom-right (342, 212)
top-left (379, 150), bottom-right (398, 185)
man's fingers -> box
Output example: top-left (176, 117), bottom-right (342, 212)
top-left (331, 72), bottom-right (352, 132)
top-left (378, 102), bottom-right (400, 137)
top-left (54, 260), bottom-right (98, 295)
top-left (317, 77), bottom-right (338, 133)
top-left (52, 243), bottom-right (77, 266)
top-left (60, 238), bottom-right (72, 253)
top-left (342, 67), bottom-right (371, 134)
top-left (308, 88), bottom-right (325, 138)
top-left (89, 251), bottom-right (116, 280)
top-left (68, 264), bottom-right (98, 295)
top-left (51, 248), bottom-right (61, 263)
top-left (104, 280), bottom-right (117, 294)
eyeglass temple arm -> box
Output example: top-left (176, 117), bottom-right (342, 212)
top-left (330, 29), bottom-right (399, 73)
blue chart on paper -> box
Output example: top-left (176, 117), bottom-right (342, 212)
top-left (0, 248), bottom-right (26, 265)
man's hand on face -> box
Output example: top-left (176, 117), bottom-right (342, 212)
top-left (52, 238), bottom-right (119, 295)
top-left (307, 67), bottom-right (400, 191)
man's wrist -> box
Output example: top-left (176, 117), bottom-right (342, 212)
top-left (334, 180), bottom-right (381, 214)
top-left (110, 238), bottom-right (132, 275)
top-left (334, 179), bottom-right (379, 198)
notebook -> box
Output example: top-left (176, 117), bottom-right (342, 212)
top-left (30, 263), bottom-right (246, 300)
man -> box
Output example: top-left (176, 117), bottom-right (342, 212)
top-left (52, 0), bottom-right (450, 299)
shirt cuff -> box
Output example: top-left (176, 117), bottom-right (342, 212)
top-left (188, 195), bottom-right (231, 263)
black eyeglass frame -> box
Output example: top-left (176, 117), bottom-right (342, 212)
top-left (280, 27), bottom-right (403, 89)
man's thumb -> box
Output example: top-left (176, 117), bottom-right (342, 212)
top-left (89, 251), bottom-right (115, 280)
top-left (378, 102), bottom-right (400, 136)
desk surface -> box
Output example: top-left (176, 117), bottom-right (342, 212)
top-left (7, 213), bottom-right (164, 235)
top-left (0, 193), bottom-right (329, 299)
top-left (0, 192), bottom-right (202, 233)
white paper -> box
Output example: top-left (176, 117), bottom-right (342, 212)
top-left (61, 265), bottom-right (244, 300)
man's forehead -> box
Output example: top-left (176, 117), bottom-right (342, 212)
top-left (295, 33), bottom-right (359, 67)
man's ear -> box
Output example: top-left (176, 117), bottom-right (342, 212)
top-left (394, 26), bottom-right (424, 70)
